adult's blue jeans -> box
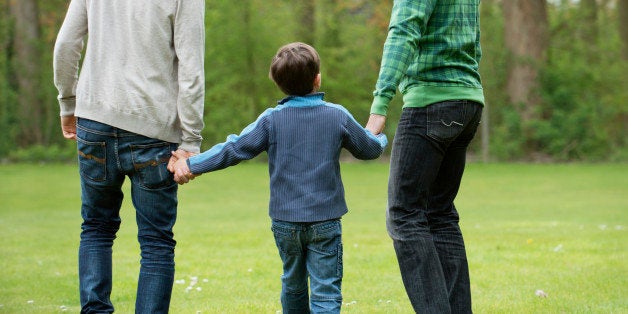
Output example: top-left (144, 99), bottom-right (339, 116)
top-left (387, 101), bottom-right (482, 314)
top-left (271, 219), bottom-right (343, 314)
top-left (76, 118), bottom-right (179, 314)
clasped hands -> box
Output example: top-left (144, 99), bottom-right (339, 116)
top-left (167, 149), bottom-right (198, 185)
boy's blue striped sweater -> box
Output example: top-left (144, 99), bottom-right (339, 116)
top-left (187, 93), bottom-right (388, 222)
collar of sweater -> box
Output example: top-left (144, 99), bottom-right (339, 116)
top-left (277, 92), bottom-right (325, 107)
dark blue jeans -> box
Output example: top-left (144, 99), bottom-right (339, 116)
top-left (387, 101), bottom-right (482, 314)
top-left (271, 219), bottom-right (343, 314)
top-left (76, 118), bottom-right (179, 314)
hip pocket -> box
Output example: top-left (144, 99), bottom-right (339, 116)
top-left (77, 137), bottom-right (107, 182)
top-left (272, 223), bottom-right (302, 256)
top-left (130, 142), bottom-right (176, 189)
top-left (427, 102), bottom-right (467, 143)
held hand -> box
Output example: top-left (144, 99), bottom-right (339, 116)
top-left (171, 157), bottom-right (197, 185)
top-left (366, 114), bottom-right (386, 135)
top-left (167, 149), bottom-right (196, 172)
top-left (60, 115), bottom-right (77, 140)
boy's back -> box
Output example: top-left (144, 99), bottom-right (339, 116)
top-left (187, 93), bottom-right (387, 222)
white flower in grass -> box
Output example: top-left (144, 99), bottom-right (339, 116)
top-left (60, 305), bottom-right (68, 311)
top-left (535, 289), bottom-right (548, 298)
top-left (196, 287), bottom-right (202, 291)
top-left (248, 268), bottom-right (253, 272)
top-left (175, 279), bottom-right (186, 285)
top-left (553, 244), bottom-right (563, 252)
top-left (202, 278), bottom-right (209, 283)
top-left (27, 300), bottom-right (34, 304)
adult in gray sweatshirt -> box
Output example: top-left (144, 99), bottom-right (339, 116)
top-left (53, 0), bottom-right (205, 313)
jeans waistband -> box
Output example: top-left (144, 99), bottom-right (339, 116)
top-left (77, 118), bottom-right (138, 138)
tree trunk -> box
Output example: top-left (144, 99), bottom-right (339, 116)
top-left (320, 0), bottom-right (340, 48)
top-left (502, 0), bottom-right (548, 152)
top-left (619, 0), bottom-right (628, 60)
top-left (9, 0), bottom-right (42, 146)
top-left (296, 0), bottom-right (316, 45)
top-left (241, 0), bottom-right (258, 115)
top-left (581, 0), bottom-right (598, 62)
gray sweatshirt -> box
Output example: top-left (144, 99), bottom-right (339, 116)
top-left (53, 0), bottom-right (205, 152)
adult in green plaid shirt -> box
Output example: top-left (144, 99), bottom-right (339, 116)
top-left (366, 1), bottom-right (484, 313)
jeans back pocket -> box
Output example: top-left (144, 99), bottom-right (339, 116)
top-left (77, 137), bottom-right (107, 182)
top-left (130, 142), bottom-right (175, 189)
top-left (427, 102), bottom-right (467, 143)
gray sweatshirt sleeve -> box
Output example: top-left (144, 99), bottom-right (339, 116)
top-left (174, 0), bottom-right (206, 152)
top-left (53, 0), bottom-right (87, 117)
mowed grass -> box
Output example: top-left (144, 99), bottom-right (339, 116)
top-left (0, 162), bottom-right (626, 313)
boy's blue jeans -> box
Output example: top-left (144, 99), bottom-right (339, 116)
top-left (76, 118), bottom-right (179, 314)
top-left (271, 219), bottom-right (343, 314)
top-left (387, 101), bottom-right (482, 314)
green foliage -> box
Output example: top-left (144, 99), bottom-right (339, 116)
top-left (4, 142), bottom-right (76, 163)
top-left (0, 0), bottom-right (17, 157)
top-left (536, 3), bottom-right (628, 161)
top-left (201, 1), bottom-right (386, 149)
top-left (0, 0), bottom-right (625, 161)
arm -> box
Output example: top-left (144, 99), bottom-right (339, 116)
top-left (371, 0), bottom-right (435, 116)
top-left (343, 111), bottom-right (388, 160)
top-left (174, 0), bottom-right (206, 153)
top-left (53, 0), bottom-right (87, 138)
top-left (187, 111), bottom-right (272, 176)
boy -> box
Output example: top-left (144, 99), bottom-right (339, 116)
top-left (170, 42), bottom-right (387, 313)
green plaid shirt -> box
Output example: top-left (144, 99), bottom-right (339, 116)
top-left (371, 0), bottom-right (484, 115)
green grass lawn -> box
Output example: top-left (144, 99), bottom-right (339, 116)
top-left (0, 162), bottom-right (626, 313)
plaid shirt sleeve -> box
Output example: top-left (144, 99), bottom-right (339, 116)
top-left (371, 0), bottom-right (482, 116)
top-left (371, 0), bottom-right (436, 115)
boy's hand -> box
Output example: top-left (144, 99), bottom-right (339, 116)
top-left (172, 157), bottom-right (196, 185)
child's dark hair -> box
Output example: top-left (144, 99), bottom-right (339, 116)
top-left (269, 42), bottom-right (320, 96)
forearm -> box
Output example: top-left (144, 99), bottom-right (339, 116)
top-left (345, 116), bottom-right (388, 160)
top-left (188, 116), bottom-right (269, 174)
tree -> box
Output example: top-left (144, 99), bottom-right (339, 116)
top-left (619, 0), bottom-right (628, 60)
top-left (295, 0), bottom-right (316, 45)
top-left (502, 0), bottom-right (548, 153)
top-left (9, 0), bottom-right (44, 146)
top-left (581, 0), bottom-right (599, 63)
